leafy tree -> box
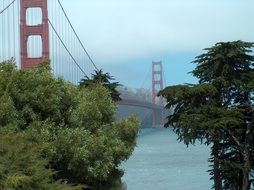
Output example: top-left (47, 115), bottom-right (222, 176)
top-left (159, 41), bottom-right (254, 190)
top-left (0, 131), bottom-right (81, 190)
top-left (79, 69), bottom-right (122, 102)
top-left (0, 60), bottom-right (139, 190)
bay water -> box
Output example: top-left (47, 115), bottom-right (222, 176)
top-left (121, 128), bottom-right (212, 190)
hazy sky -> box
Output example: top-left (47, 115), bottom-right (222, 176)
top-left (59, 0), bottom-right (254, 88)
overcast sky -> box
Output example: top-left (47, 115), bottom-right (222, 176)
top-left (59, 0), bottom-right (254, 88)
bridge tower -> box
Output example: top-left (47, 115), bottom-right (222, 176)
top-left (152, 61), bottom-right (164, 127)
top-left (152, 61), bottom-right (163, 104)
top-left (20, 0), bottom-right (49, 69)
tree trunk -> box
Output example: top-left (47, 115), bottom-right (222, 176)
top-left (242, 149), bottom-right (250, 190)
top-left (213, 139), bottom-right (222, 190)
top-left (242, 121), bottom-right (252, 190)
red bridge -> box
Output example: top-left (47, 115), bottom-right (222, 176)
top-left (0, 0), bottom-right (166, 128)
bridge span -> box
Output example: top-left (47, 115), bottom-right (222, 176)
top-left (117, 98), bottom-right (165, 128)
top-left (118, 98), bottom-right (163, 110)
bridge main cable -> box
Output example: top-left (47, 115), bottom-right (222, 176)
top-left (0, 0), bottom-right (16, 15)
top-left (57, 0), bottom-right (99, 71)
top-left (48, 18), bottom-right (88, 77)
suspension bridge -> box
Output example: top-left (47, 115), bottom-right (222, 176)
top-left (0, 0), bottom-right (166, 127)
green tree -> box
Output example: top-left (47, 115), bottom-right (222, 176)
top-left (79, 69), bottom-right (122, 102)
top-left (0, 131), bottom-right (81, 190)
top-left (159, 41), bottom-right (254, 190)
top-left (0, 60), bottom-right (139, 190)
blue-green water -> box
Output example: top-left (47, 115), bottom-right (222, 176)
top-left (121, 128), bottom-right (212, 190)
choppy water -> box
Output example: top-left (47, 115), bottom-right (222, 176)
top-left (121, 128), bottom-right (212, 190)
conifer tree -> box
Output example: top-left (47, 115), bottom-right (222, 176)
top-left (79, 69), bottom-right (121, 102)
top-left (159, 41), bottom-right (254, 190)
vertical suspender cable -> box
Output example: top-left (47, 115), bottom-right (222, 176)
top-left (67, 17), bottom-right (71, 82)
top-left (53, 0), bottom-right (56, 74)
top-left (1, 1), bottom-right (4, 60)
top-left (17, 0), bottom-right (20, 67)
top-left (48, 19), bottom-right (88, 77)
top-left (64, 10), bottom-right (67, 80)
top-left (51, 0), bottom-right (55, 73)
top-left (17, 1), bottom-right (21, 68)
top-left (57, 3), bottom-right (59, 75)
top-left (57, 0), bottom-right (98, 71)
top-left (8, 0), bottom-right (10, 58)
top-left (61, 6), bottom-right (64, 79)
top-left (162, 69), bottom-right (167, 88)
top-left (60, 5), bottom-right (62, 75)
top-left (13, 0), bottom-right (15, 57)
top-left (68, 18), bottom-right (73, 82)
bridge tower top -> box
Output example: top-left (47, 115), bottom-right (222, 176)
top-left (152, 61), bottom-right (163, 104)
top-left (20, 0), bottom-right (49, 69)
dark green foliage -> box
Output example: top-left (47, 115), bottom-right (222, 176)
top-left (0, 60), bottom-right (140, 190)
top-left (0, 131), bottom-right (81, 190)
top-left (79, 69), bottom-right (122, 102)
top-left (159, 41), bottom-right (254, 190)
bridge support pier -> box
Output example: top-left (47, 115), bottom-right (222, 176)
top-left (152, 109), bottom-right (164, 128)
